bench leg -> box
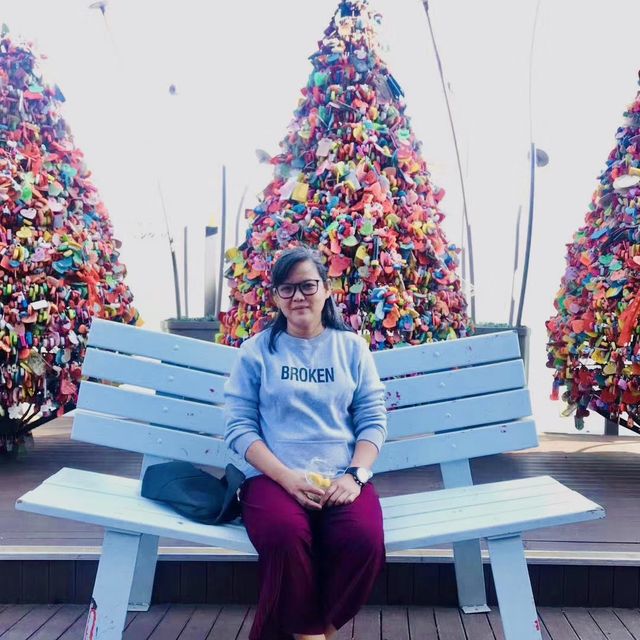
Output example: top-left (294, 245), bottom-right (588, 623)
top-left (128, 533), bottom-right (159, 611)
top-left (487, 534), bottom-right (542, 640)
top-left (440, 460), bottom-right (489, 613)
top-left (452, 540), bottom-right (490, 613)
top-left (88, 529), bottom-right (143, 640)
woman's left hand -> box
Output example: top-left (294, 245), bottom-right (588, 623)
top-left (320, 473), bottom-right (361, 508)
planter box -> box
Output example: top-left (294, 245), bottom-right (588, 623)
top-left (160, 319), bottom-right (220, 342)
top-left (472, 325), bottom-right (530, 382)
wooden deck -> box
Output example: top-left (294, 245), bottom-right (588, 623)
top-left (1, 604), bottom-right (640, 639)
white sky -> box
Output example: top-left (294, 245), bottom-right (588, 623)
top-left (2, 0), bottom-right (640, 434)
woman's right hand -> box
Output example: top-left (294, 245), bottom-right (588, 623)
top-left (278, 469), bottom-right (325, 510)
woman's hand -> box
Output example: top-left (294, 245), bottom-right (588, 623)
top-left (277, 469), bottom-right (325, 510)
top-left (320, 473), bottom-right (361, 508)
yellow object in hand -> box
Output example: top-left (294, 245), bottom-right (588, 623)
top-left (307, 471), bottom-right (331, 489)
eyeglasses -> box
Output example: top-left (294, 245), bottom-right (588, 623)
top-left (274, 279), bottom-right (321, 299)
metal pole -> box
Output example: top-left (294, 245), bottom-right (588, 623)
top-left (216, 165), bottom-right (227, 317)
top-left (516, 0), bottom-right (543, 329)
top-left (157, 183), bottom-right (181, 319)
top-left (421, 0), bottom-right (476, 323)
top-left (204, 224), bottom-right (219, 317)
top-left (183, 226), bottom-right (189, 317)
top-left (509, 206), bottom-right (522, 325)
top-left (516, 144), bottom-right (535, 328)
top-left (234, 184), bottom-right (249, 248)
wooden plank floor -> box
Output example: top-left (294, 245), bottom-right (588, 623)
top-left (1, 604), bottom-right (640, 639)
top-left (2, 418), bottom-right (640, 554)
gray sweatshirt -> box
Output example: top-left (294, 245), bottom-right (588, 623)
top-left (223, 327), bottom-right (387, 479)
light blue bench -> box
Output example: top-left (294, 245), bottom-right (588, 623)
top-left (16, 319), bottom-right (604, 639)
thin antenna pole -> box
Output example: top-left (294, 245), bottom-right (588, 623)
top-left (216, 165), bottom-right (227, 317)
top-left (90, 2), bottom-right (119, 56)
top-left (517, 150), bottom-right (535, 328)
top-left (509, 206), bottom-right (522, 325)
top-left (158, 182), bottom-right (181, 318)
top-left (421, 0), bottom-right (476, 323)
top-left (516, 0), bottom-right (542, 327)
top-left (528, 0), bottom-right (541, 142)
top-left (234, 184), bottom-right (249, 248)
top-left (183, 226), bottom-right (189, 317)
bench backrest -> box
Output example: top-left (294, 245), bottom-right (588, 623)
top-left (74, 319), bottom-right (537, 487)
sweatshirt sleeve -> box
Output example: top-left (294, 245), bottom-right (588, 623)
top-left (224, 341), bottom-right (264, 461)
top-left (351, 339), bottom-right (387, 451)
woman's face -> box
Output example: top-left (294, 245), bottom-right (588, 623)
top-left (273, 260), bottom-right (331, 334)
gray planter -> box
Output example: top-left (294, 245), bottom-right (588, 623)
top-left (160, 319), bottom-right (220, 342)
top-left (472, 325), bottom-right (530, 382)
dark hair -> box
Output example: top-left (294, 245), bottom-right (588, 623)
top-left (266, 246), bottom-right (351, 352)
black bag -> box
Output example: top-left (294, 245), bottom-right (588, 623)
top-left (141, 461), bottom-right (245, 525)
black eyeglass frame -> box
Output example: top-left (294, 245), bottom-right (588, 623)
top-left (273, 279), bottom-right (322, 299)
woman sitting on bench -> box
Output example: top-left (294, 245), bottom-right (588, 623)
top-left (224, 245), bottom-right (388, 640)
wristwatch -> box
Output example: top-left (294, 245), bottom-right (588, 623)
top-left (345, 466), bottom-right (373, 487)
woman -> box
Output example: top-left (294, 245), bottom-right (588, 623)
top-left (224, 246), bottom-right (387, 640)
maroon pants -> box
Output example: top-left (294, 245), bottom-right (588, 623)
top-left (239, 475), bottom-right (385, 640)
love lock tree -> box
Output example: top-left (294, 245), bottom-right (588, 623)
top-left (546, 73), bottom-right (640, 434)
top-left (0, 27), bottom-right (140, 456)
top-left (218, 0), bottom-right (469, 350)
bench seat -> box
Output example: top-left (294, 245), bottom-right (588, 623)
top-left (17, 468), bottom-right (603, 553)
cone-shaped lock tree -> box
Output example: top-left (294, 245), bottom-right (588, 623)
top-left (547, 74), bottom-right (640, 434)
top-left (218, 0), bottom-right (469, 350)
top-left (0, 28), bottom-right (139, 454)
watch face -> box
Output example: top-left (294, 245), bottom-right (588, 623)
top-left (356, 468), bottom-right (371, 483)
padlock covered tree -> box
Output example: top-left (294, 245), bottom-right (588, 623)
top-left (218, 0), bottom-right (468, 349)
top-left (0, 29), bottom-right (139, 454)
top-left (546, 74), bottom-right (640, 434)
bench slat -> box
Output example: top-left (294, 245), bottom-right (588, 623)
top-left (72, 411), bottom-right (229, 469)
top-left (87, 318), bottom-right (237, 374)
top-left (40, 469), bottom-right (228, 522)
top-left (76, 382), bottom-right (531, 441)
top-left (77, 382), bottom-right (226, 436)
top-left (380, 476), bottom-right (558, 516)
top-left (77, 383), bottom-right (532, 442)
top-left (90, 320), bottom-right (521, 381)
top-left (88, 319), bottom-right (520, 381)
top-left (384, 492), bottom-right (596, 537)
top-left (373, 331), bottom-right (521, 378)
top-left (384, 499), bottom-right (604, 551)
top-left (383, 360), bottom-right (525, 409)
top-left (82, 350), bottom-right (226, 403)
top-left (387, 389), bottom-right (532, 437)
top-left (44, 467), bottom-right (143, 493)
top-left (384, 488), bottom-right (591, 531)
top-left (375, 419), bottom-right (538, 472)
top-left (72, 409), bottom-right (537, 472)
top-left (80, 348), bottom-right (525, 417)
top-left (16, 479), bottom-right (257, 553)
